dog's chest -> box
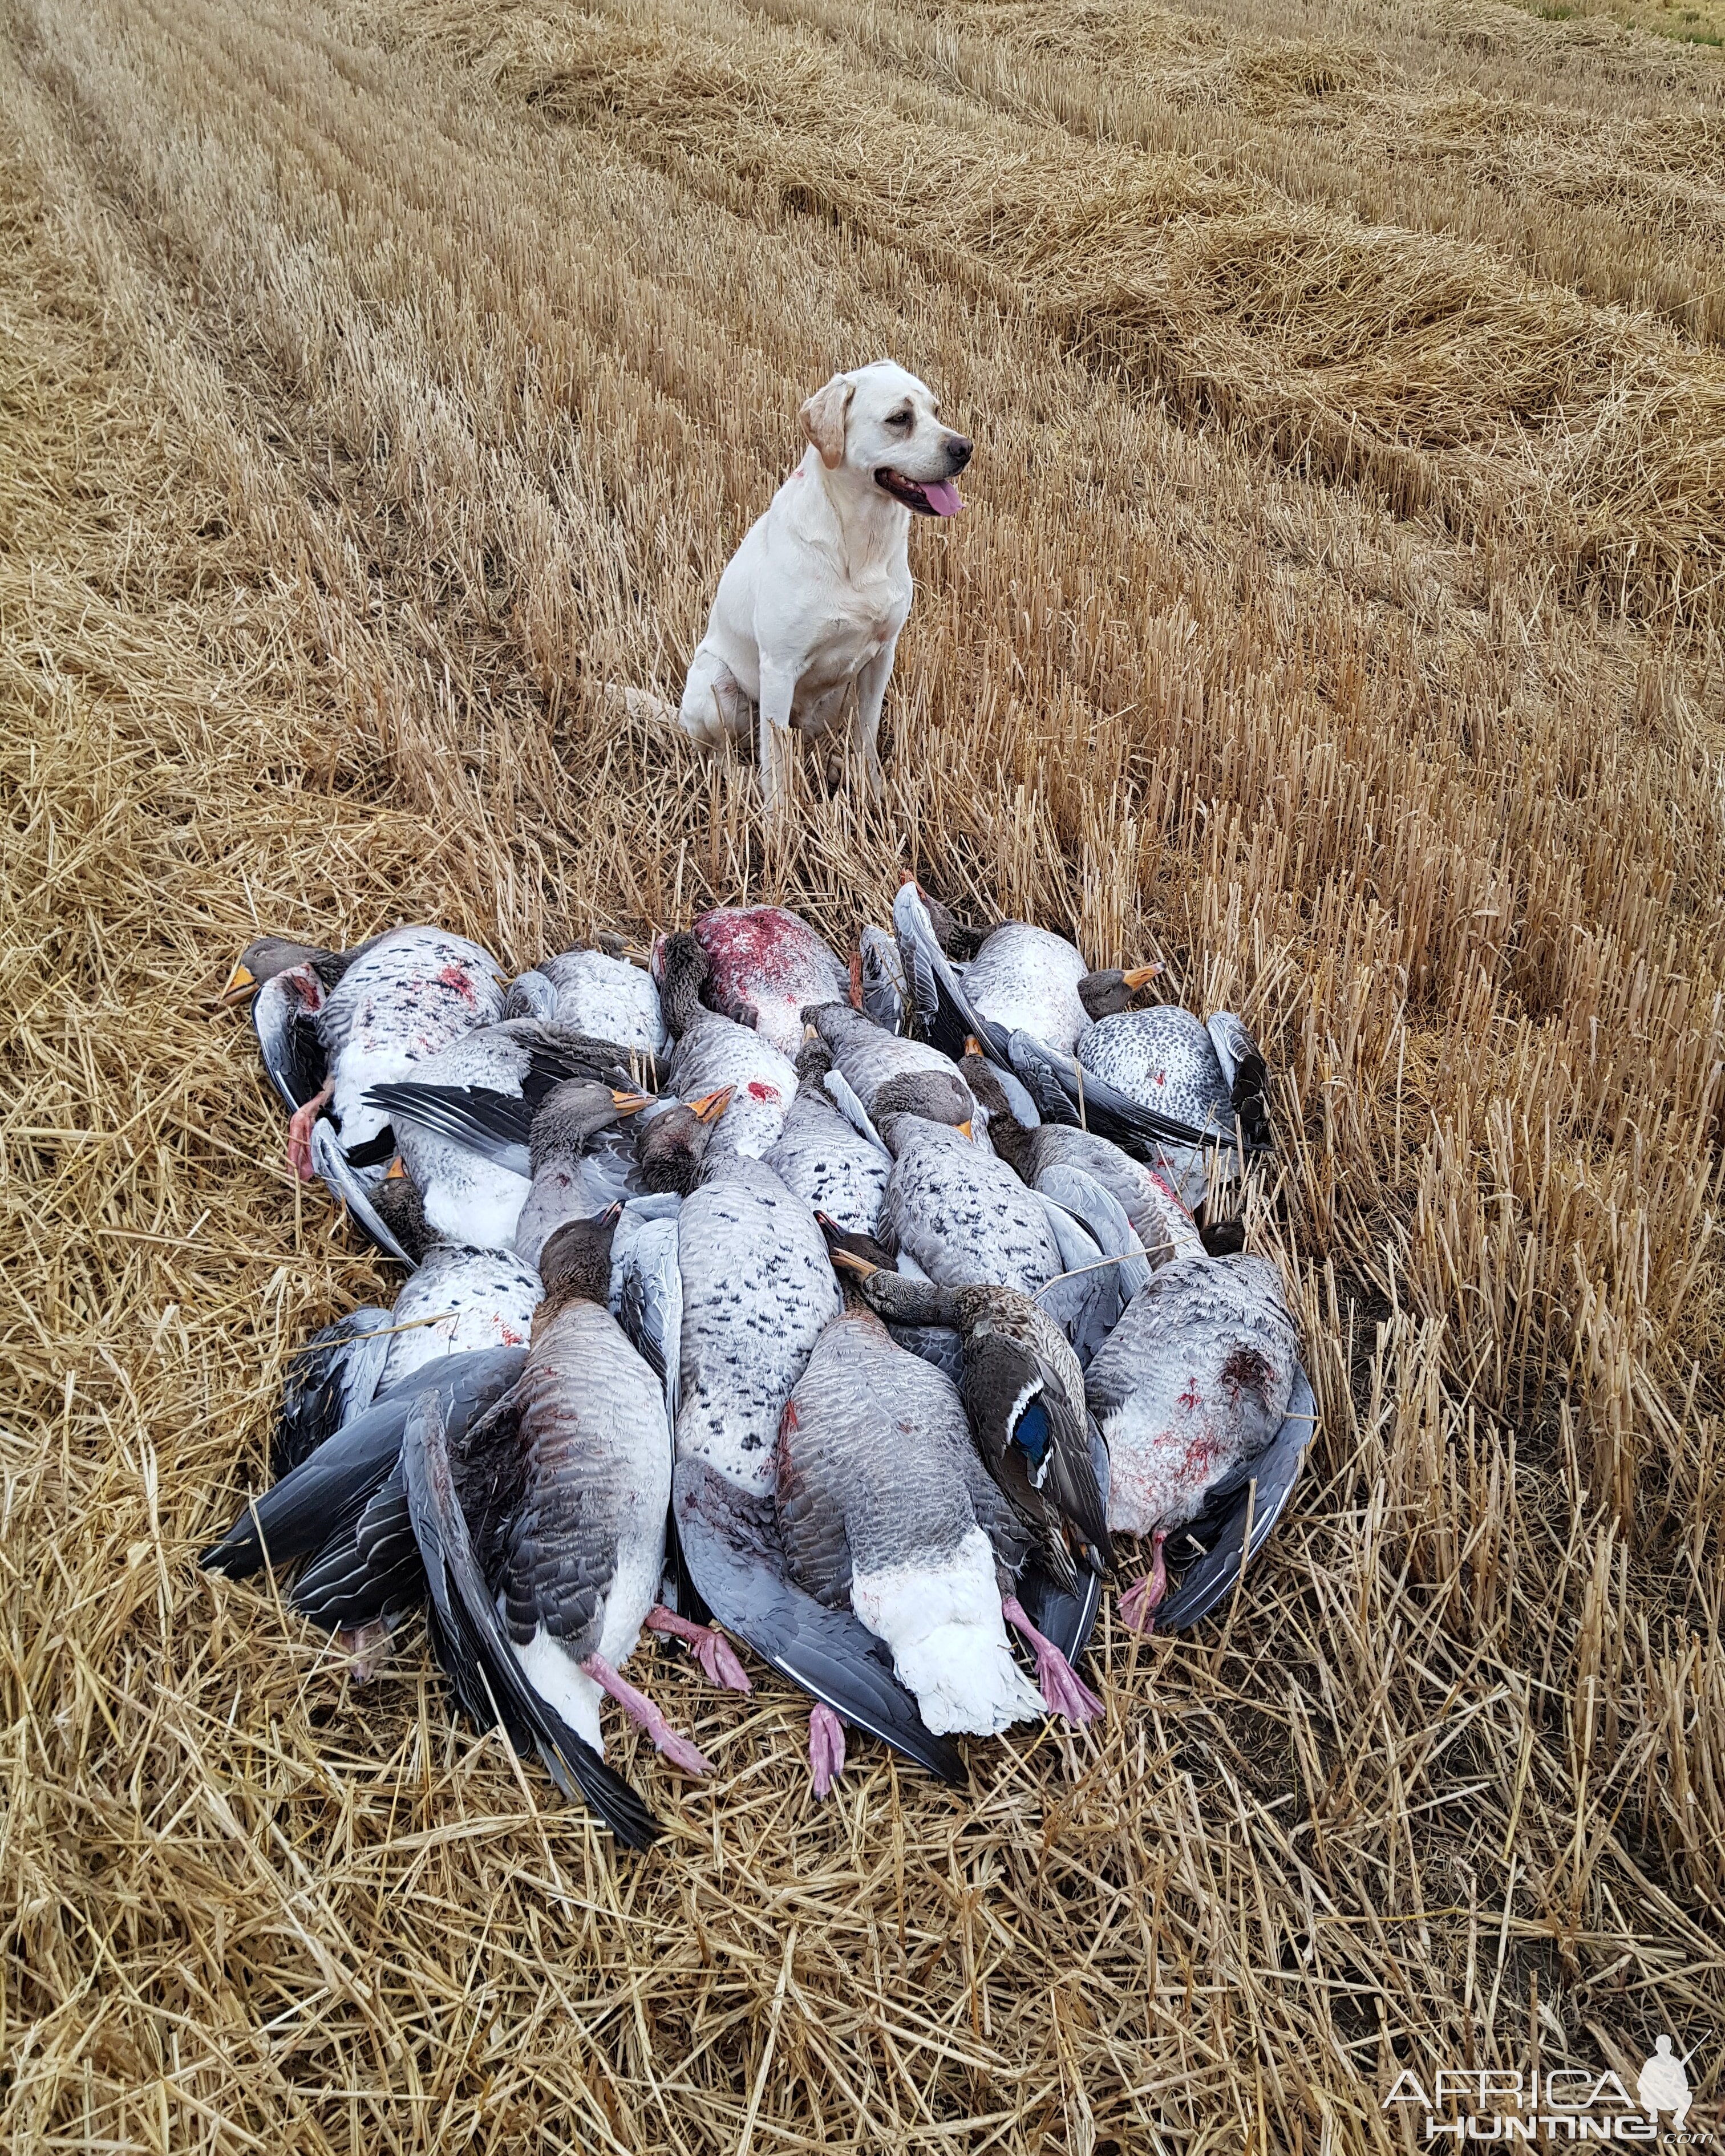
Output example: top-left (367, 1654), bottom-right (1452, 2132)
top-left (797, 572), bottom-right (909, 688)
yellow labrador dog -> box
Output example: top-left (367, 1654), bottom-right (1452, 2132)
top-left (679, 360), bottom-right (971, 813)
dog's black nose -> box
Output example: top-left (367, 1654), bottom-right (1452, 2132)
top-left (945, 435), bottom-right (973, 475)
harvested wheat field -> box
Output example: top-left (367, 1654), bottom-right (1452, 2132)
top-left (3, 0), bottom-right (1724, 2145)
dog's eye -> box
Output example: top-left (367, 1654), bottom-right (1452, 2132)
top-left (886, 408), bottom-right (913, 429)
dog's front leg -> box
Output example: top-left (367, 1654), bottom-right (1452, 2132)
top-left (850, 635), bottom-right (898, 806)
top-left (756, 660), bottom-right (800, 820)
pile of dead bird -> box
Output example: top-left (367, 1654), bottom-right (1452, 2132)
top-left (203, 884), bottom-right (1311, 1850)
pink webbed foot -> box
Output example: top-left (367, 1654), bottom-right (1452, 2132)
top-left (1118, 1530), bottom-right (1168, 1635)
top-left (808, 1704), bottom-right (847, 1798)
top-left (645, 1604), bottom-right (752, 1692)
top-left (287, 1083), bottom-right (334, 1183)
top-left (1002, 1594), bottom-right (1105, 1726)
top-left (582, 1652), bottom-right (711, 1775)
top-left (338, 1619), bottom-right (391, 1683)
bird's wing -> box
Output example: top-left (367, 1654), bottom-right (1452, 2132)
top-left (1028, 1191), bottom-right (1106, 1347)
top-left (673, 1457), bottom-right (966, 1785)
top-left (1035, 1164), bottom-right (1149, 1364)
top-left (200, 1346), bottom-right (528, 1579)
top-left (891, 882), bottom-right (1007, 1061)
top-left (402, 1391), bottom-right (662, 1849)
top-left (362, 1083), bottom-right (534, 1176)
top-left (1154, 1368), bottom-right (1315, 1631)
top-left (273, 1307), bottom-right (395, 1480)
top-left (1205, 1012), bottom-right (1273, 1153)
top-left (858, 925), bottom-right (906, 1036)
top-left (821, 1067), bottom-right (891, 1156)
top-left (309, 1120), bottom-right (419, 1266)
top-left (613, 1205), bottom-right (683, 1424)
top-left (291, 1457), bottom-right (423, 1632)
top-left (252, 968), bottom-right (328, 1114)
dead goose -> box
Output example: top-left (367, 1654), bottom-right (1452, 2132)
top-left (666, 1147), bottom-right (975, 1785)
top-left (654, 931), bottom-right (800, 1160)
top-left (1076, 1005), bottom-right (1272, 1210)
top-left (505, 942), bottom-right (667, 1057)
top-left (959, 1051), bottom-right (1203, 1269)
top-left (1083, 1249), bottom-right (1307, 1631)
top-left (835, 1251), bottom-right (1109, 1711)
top-left (219, 926), bottom-right (505, 1185)
top-left (362, 1020), bottom-right (647, 1250)
top-left (690, 905), bottom-right (851, 1057)
top-left (892, 881), bottom-right (1161, 1059)
top-left (805, 1000), bottom-right (975, 1146)
top-left (763, 1031), bottom-right (892, 1238)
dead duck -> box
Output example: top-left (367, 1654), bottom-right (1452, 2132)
top-left (1083, 1249), bottom-right (1308, 1632)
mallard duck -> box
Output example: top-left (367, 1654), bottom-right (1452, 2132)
top-left (690, 905), bottom-right (851, 1056)
top-left (504, 942), bottom-right (667, 1056)
top-left (833, 1251), bottom-right (1108, 1708)
top-left (654, 931), bottom-right (800, 1159)
top-left (1083, 1249), bottom-right (1307, 1631)
top-left (218, 926), bottom-right (505, 1184)
top-left (361, 1022), bottom-right (646, 1250)
top-left (763, 1032), bottom-right (891, 1238)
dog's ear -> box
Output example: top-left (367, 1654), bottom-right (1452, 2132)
top-left (800, 374), bottom-right (856, 470)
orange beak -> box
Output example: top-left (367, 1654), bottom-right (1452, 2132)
top-left (214, 959), bottom-right (258, 1007)
top-left (609, 1089), bottom-right (654, 1116)
top-left (385, 1156), bottom-right (408, 1180)
top-left (957, 1120), bottom-right (973, 1140)
top-left (963, 1036), bottom-right (983, 1057)
top-left (687, 1086), bottom-right (734, 1124)
top-left (1123, 964), bottom-right (1163, 989)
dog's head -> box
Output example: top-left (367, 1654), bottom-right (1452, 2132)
top-left (799, 360), bottom-right (971, 516)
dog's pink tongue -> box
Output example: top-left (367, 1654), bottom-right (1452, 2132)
top-left (922, 479), bottom-right (963, 516)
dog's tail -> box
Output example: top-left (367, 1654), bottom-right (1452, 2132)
top-left (600, 682), bottom-right (678, 728)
